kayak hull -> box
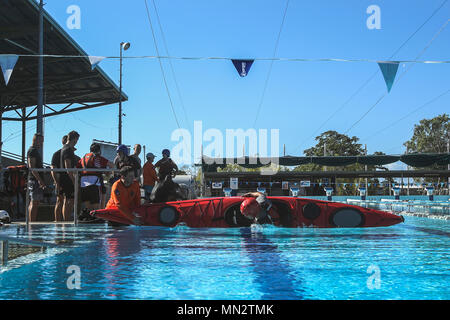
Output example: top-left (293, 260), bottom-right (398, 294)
top-left (92, 196), bottom-right (404, 228)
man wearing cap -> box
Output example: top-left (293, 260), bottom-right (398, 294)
top-left (240, 191), bottom-right (279, 225)
top-left (154, 149), bottom-right (178, 181)
top-left (114, 144), bottom-right (141, 180)
top-left (142, 152), bottom-right (159, 200)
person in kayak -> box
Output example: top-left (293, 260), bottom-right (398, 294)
top-left (106, 166), bottom-right (142, 225)
top-left (240, 191), bottom-right (279, 225)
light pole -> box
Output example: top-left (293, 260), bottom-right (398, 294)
top-left (119, 42), bottom-right (130, 145)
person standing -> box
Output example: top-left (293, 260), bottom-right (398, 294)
top-left (114, 144), bottom-right (141, 180)
top-left (77, 142), bottom-right (114, 220)
top-left (51, 135), bottom-right (68, 222)
top-left (60, 130), bottom-right (80, 221)
top-left (27, 133), bottom-right (46, 222)
top-left (142, 153), bottom-right (158, 200)
top-left (131, 144), bottom-right (142, 182)
top-left (154, 149), bottom-right (178, 181)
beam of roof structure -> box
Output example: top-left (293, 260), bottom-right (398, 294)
top-left (0, 0), bottom-right (127, 117)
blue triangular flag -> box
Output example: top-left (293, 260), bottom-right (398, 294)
top-left (232, 59), bottom-right (254, 77)
top-left (0, 54), bottom-right (19, 86)
top-left (378, 62), bottom-right (399, 93)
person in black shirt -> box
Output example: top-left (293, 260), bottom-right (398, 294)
top-left (114, 144), bottom-right (141, 180)
top-left (154, 149), bottom-right (178, 181)
top-left (51, 135), bottom-right (68, 222)
top-left (60, 131), bottom-right (80, 221)
top-left (27, 133), bottom-right (46, 222)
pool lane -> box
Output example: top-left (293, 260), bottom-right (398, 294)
top-left (239, 228), bottom-right (305, 300)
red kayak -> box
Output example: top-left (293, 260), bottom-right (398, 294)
top-left (92, 196), bottom-right (404, 228)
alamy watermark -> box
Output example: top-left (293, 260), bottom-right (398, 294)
top-left (366, 264), bottom-right (381, 290)
top-left (66, 5), bottom-right (81, 30)
top-left (66, 265), bottom-right (81, 290)
top-left (171, 121), bottom-right (280, 175)
top-left (366, 5), bottom-right (381, 30)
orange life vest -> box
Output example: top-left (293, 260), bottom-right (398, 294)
top-left (6, 165), bottom-right (28, 193)
top-left (80, 153), bottom-right (99, 176)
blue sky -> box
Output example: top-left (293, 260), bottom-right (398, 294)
top-left (3, 0), bottom-right (449, 168)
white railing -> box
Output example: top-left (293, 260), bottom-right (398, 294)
top-left (26, 168), bottom-right (120, 226)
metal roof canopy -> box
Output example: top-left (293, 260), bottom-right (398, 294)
top-left (0, 0), bottom-right (127, 162)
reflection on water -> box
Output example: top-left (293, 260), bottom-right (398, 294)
top-left (0, 218), bottom-right (448, 300)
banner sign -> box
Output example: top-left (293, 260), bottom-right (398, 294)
top-left (300, 181), bottom-right (311, 187)
top-left (212, 182), bottom-right (223, 189)
top-left (230, 177), bottom-right (239, 190)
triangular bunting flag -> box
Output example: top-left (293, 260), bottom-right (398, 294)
top-left (378, 62), bottom-right (399, 93)
top-left (232, 59), bottom-right (254, 77)
top-left (0, 54), bottom-right (19, 86)
top-left (88, 56), bottom-right (106, 70)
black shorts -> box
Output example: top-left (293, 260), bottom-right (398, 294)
top-left (28, 179), bottom-right (44, 202)
top-left (80, 185), bottom-right (100, 204)
top-left (100, 179), bottom-right (106, 194)
top-left (60, 175), bottom-right (74, 199)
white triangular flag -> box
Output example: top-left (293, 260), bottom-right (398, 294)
top-left (0, 54), bottom-right (19, 86)
top-left (88, 56), bottom-right (106, 70)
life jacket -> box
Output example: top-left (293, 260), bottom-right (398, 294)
top-left (6, 165), bottom-right (28, 194)
top-left (80, 153), bottom-right (100, 176)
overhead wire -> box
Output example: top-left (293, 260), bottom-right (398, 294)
top-left (144, 0), bottom-right (181, 129)
top-left (8, 53), bottom-right (450, 63)
top-left (343, 18), bottom-right (450, 135)
top-left (253, 0), bottom-right (290, 127)
top-left (144, 0), bottom-right (194, 166)
top-left (294, 0), bottom-right (449, 154)
top-left (151, 0), bottom-right (192, 133)
top-left (361, 88), bottom-right (450, 142)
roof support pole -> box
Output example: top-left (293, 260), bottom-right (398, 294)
top-left (37, 0), bottom-right (44, 154)
top-left (0, 105), bottom-right (3, 168)
top-left (22, 107), bottom-right (26, 164)
top-left (447, 135), bottom-right (450, 196)
top-left (119, 44), bottom-right (123, 145)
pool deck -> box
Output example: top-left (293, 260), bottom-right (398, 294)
top-left (9, 222), bottom-right (77, 226)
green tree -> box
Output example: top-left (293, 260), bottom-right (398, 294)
top-left (403, 114), bottom-right (449, 192)
top-left (293, 131), bottom-right (366, 195)
top-left (404, 114), bottom-right (449, 156)
top-left (304, 130), bottom-right (365, 157)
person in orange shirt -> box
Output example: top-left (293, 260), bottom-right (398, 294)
top-left (106, 166), bottom-right (142, 225)
top-left (142, 153), bottom-right (159, 200)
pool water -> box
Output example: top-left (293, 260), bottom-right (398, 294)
top-left (0, 216), bottom-right (448, 300)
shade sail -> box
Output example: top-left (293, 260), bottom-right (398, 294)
top-left (199, 154), bottom-right (450, 171)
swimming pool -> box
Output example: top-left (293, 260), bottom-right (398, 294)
top-left (346, 199), bottom-right (450, 216)
top-left (0, 216), bottom-right (448, 300)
